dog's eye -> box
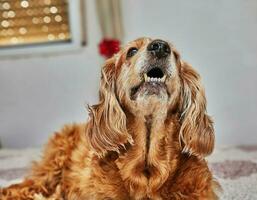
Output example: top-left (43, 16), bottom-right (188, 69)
top-left (127, 47), bottom-right (138, 58)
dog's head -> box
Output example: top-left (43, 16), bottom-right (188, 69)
top-left (87, 37), bottom-right (214, 158)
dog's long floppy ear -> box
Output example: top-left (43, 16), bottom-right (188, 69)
top-left (178, 59), bottom-right (214, 157)
top-left (86, 56), bottom-right (133, 157)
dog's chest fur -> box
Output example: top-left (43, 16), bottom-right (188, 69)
top-left (111, 114), bottom-right (181, 199)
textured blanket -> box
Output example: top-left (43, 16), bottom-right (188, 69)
top-left (0, 146), bottom-right (257, 199)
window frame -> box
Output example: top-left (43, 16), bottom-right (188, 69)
top-left (0, 0), bottom-right (84, 58)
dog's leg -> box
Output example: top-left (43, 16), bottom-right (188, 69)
top-left (0, 124), bottom-right (82, 200)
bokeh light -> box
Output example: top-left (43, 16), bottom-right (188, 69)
top-left (0, 0), bottom-right (71, 46)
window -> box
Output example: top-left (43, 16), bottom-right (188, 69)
top-left (0, 0), bottom-right (83, 57)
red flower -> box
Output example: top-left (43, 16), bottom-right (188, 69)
top-left (99, 38), bottom-right (120, 58)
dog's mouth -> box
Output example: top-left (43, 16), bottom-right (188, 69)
top-left (144, 67), bottom-right (166, 82)
top-left (131, 67), bottom-right (167, 100)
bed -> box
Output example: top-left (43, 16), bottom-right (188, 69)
top-left (0, 145), bottom-right (257, 199)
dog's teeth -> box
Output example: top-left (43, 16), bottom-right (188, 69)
top-left (154, 78), bottom-right (158, 82)
top-left (150, 78), bottom-right (154, 82)
top-left (147, 77), bottom-right (151, 82)
top-left (158, 78), bottom-right (161, 82)
top-left (144, 74), bottom-right (147, 82)
top-left (161, 75), bottom-right (167, 82)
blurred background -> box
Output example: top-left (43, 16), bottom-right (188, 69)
top-left (0, 0), bottom-right (257, 148)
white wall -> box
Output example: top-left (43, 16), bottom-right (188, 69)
top-left (0, 0), bottom-right (257, 148)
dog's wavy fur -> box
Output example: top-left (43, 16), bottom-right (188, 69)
top-left (0, 38), bottom-right (220, 200)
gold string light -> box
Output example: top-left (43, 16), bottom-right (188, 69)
top-left (0, 0), bottom-right (71, 47)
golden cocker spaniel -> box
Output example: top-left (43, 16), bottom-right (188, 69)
top-left (0, 38), bottom-right (220, 200)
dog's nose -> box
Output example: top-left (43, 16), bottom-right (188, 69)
top-left (147, 40), bottom-right (171, 59)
